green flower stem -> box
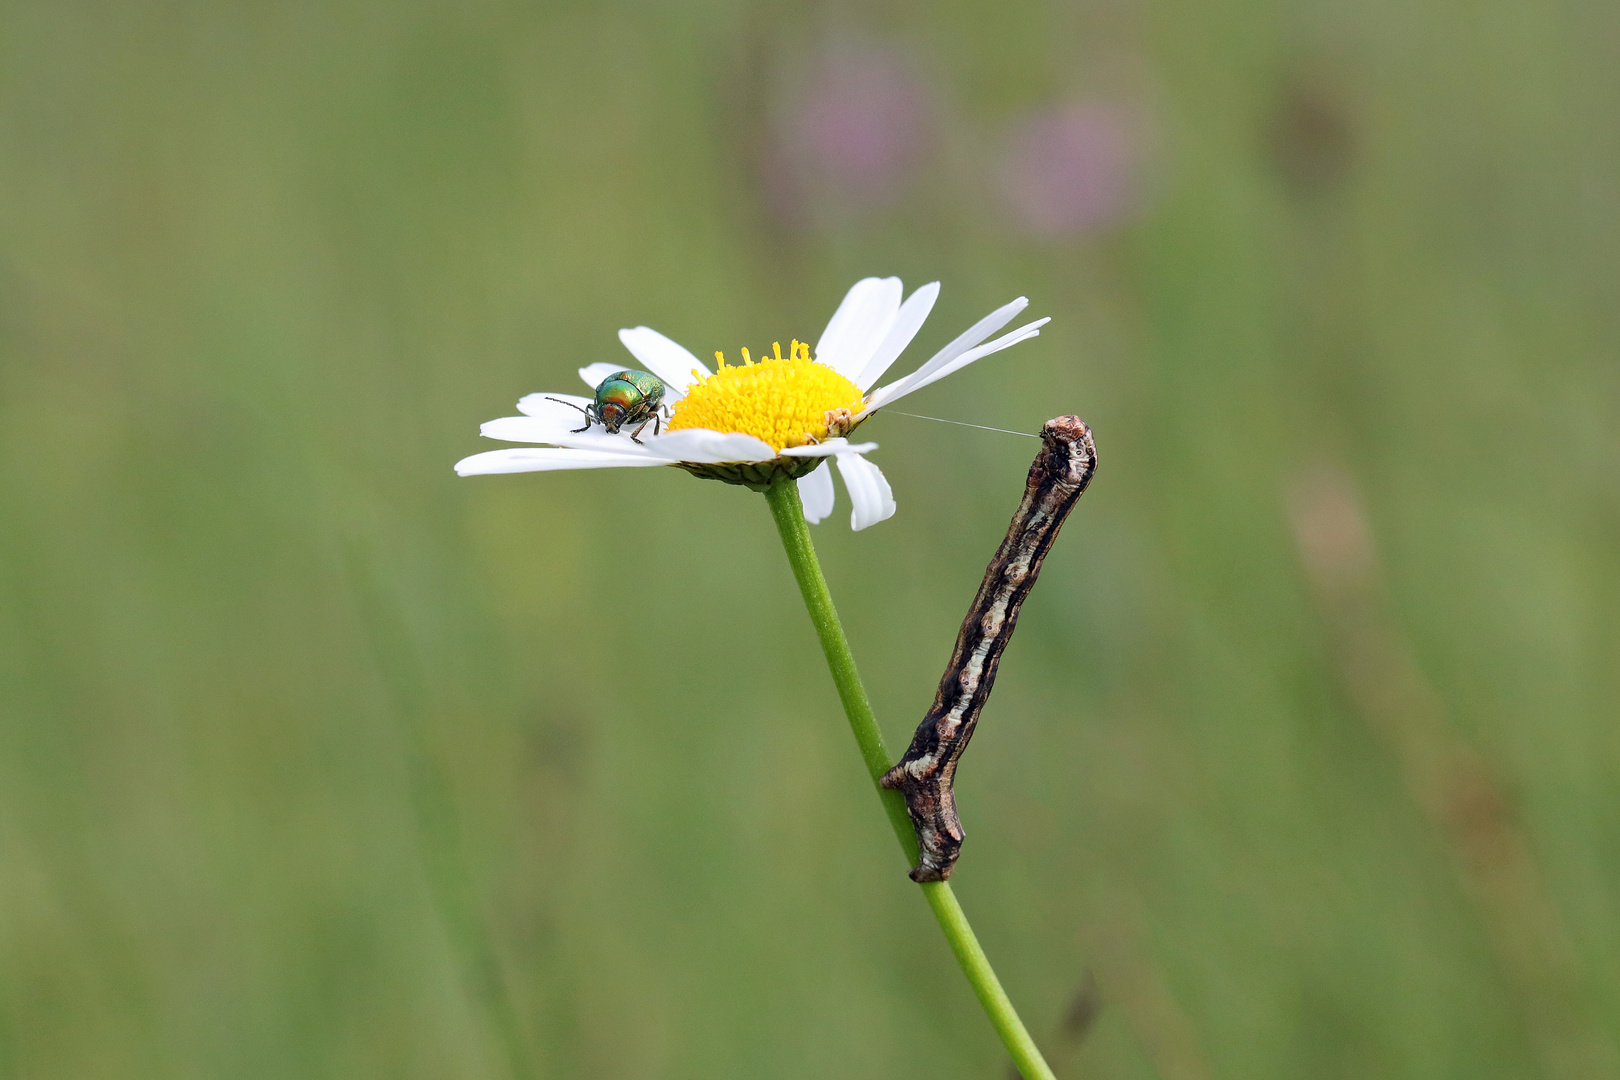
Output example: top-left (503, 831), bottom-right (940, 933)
top-left (764, 478), bottom-right (1056, 1080)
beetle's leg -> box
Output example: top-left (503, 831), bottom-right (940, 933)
top-left (629, 416), bottom-right (654, 445)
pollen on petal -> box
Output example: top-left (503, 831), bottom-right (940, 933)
top-left (666, 340), bottom-right (867, 452)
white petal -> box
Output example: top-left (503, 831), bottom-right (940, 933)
top-left (778, 438), bottom-right (879, 458)
top-left (852, 282), bottom-right (940, 390)
top-left (868, 317), bottom-right (1050, 408)
top-left (814, 277), bottom-right (903, 382)
top-left (578, 362), bottom-right (624, 391)
top-left (836, 452), bottom-right (896, 531)
top-left (641, 428), bottom-right (776, 463)
top-left (518, 391), bottom-right (592, 416)
top-left (618, 327), bottom-right (710, 397)
top-left (478, 414), bottom-right (663, 457)
top-left (481, 415), bottom-right (569, 443)
top-left (798, 461), bottom-right (836, 523)
top-left (455, 447), bottom-right (666, 476)
top-left (867, 296), bottom-right (1030, 406)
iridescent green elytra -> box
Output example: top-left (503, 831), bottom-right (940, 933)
top-left (548, 368), bottom-right (668, 444)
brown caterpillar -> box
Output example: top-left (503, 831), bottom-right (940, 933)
top-left (881, 416), bottom-right (1097, 882)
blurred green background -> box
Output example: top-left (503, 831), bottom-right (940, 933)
top-left (3, 1), bottom-right (1618, 1077)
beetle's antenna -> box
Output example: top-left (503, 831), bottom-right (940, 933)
top-left (544, 396), bottom-right (592, 419)
top-left (882, 410), bottom-right (1040, 439)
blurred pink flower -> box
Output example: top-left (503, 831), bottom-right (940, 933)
top-left (997, 102), bottom-right (1141, 237)
top-left (765, 40), bottom-right (936, 224)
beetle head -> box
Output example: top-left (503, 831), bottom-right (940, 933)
top-left (597, 401), bottom-right (627, 432)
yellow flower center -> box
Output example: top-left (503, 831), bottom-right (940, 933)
top-left (666, 340), bottom-right (866, 452)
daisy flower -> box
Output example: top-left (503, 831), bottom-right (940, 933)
top-left (455, 277), bottom-right (1049, 529)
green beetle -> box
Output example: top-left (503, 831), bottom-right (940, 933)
top-left (548, 368), bottom-right (668, 445)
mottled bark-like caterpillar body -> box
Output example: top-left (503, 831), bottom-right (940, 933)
top-left (881, 415), bottom-right (1097, 881)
